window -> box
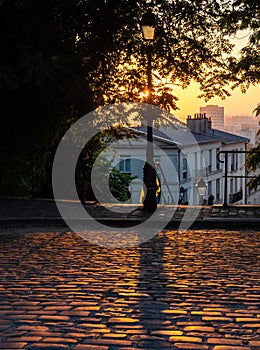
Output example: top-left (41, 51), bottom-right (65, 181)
top-left (200, 151), bottom-right (204, 170)
top-left (235, 150), bottom-right (238, 171)
top-left (216, 148), bottom-right (220, 170)
top-left (183, 157), bottom-right (187, 180)
top-left (240, 147), bottom-right (243, 169)
top-left (194, 152), bottom-right (198, 172)
top-left (216, 178), bottom-right (220, 201)
top-left (231, 152), bottom-right (237, 171)
top-left (208, 150), bottom-right (212, 173)
top-left (208, 181), bottom-right (212, 196)
top-left (119, 157), bottom-right (131, 174)
top-left (230, 178), bottom-right (233, 194)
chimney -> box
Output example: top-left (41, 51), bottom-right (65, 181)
top-left (186, 113), bottom-right (209, 133)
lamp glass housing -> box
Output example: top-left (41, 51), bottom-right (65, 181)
top-left (142, 25), bottom-right (155, 40)
top-left (197, 178), bottom-right (207, 196)
top-left (198, 186), bottom-right (207, 196)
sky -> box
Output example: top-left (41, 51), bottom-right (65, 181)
top-left (173, 82), bottom-right (259, 122)
top-left (170, 31), bottom-right (260, 122)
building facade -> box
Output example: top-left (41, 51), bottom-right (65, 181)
top-left (109, 115), bottom-right (248, 206)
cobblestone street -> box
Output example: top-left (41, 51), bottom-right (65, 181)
top-left (0, 228), bottom-right (259, 349)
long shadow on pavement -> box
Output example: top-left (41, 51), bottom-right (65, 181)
top-left (137, 232), bottom-right (177, 349)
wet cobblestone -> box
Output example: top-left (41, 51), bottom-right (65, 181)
top-left (0, 228), bottom-right (259, 349)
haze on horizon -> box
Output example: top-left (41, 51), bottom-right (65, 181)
top-left (173, 82), bottom-right (259, 122)
top-left (171, 31), bottom-right (259, 122)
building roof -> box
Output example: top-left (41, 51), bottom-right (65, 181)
top-left (128, 124), bottom-right (249, 147)
top-left (206, 128), bottom-right (249, 145)
top-left (129, 126), bottom-right (177, 145)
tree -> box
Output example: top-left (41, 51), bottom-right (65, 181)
top-left (109, 168), bottom-right (136, 202)
top-left (2, 0), bottom-right (259, 141)
top-left (62, 0), bottom-right (259, 117)
top-left (75, 126), bottom-right (135, 201)
top-left (0, 0), bottom-right (94, 196)
top-left (1, 0), bottom-right (259, 197)
top-left (75, 0), bottom-right (238, 105)
top-left (246, 146), bottom-right (260, 191)
top-left (223, 1), bottom-right (260, 192)
top-left (246, 104), bottom-right (260, 191)
top-left (222, 1), bottom-right (260, 92)
top-left (0, 0), bottom-right (93, 150)
top-left (253, 104), bottom-right (260, 118)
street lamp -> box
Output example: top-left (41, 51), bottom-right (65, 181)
top-left (141, 10), bottom-right (157, 211)
top-left (196, 177), bottom-right (207, 205)
top-left (141, 10), bottom-right (156, 41)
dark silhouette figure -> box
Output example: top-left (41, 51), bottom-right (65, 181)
top-left (208, 194), bottom-right (214, 205)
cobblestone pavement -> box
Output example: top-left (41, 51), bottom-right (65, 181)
top-left (0, 228), bottom-right (259, 349)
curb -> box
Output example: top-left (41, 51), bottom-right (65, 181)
top-left (1, 217), bottom-right (260, 230)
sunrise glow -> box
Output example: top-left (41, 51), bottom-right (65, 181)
top-left (173, 82), bottom-right (260, 122)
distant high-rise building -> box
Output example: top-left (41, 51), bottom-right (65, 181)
top-left (224, 115), bottom-right (259, 146)
top-left (200, 105), bottom-right (224, 129)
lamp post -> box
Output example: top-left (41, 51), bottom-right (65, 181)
top-left (141, 10), bottom-right (157, 211)
top-left (196, 177), bottom-right (207, 205)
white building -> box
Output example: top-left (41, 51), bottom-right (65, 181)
top-left (200, 105), bottom-right (224, 130)
top-left (110, 115), bottom-right (249, 205)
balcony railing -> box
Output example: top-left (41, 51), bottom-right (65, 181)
top-left (229, 190), bottom-right (243, 204)
top-left (217, 150), bottom-right (260, 206)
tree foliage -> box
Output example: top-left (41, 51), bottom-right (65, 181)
top-left (0, 0), bottom-right (259, 197)
top-left (0, 0), bottom-right (93, 149)
top-left (223, 1), bottom-right (260, 92)
top-left (254, 104), bottom-right (260, 118)
top-left (1, 0), bottom-right (259, 146)
top-left (245, 144), bottom-right (260, 191)
top-left (74, 0), bottom-right (260, 104)
top-left (246, 104), bottom-right (260, 191)
top-left (76, 127), bottom-right (135, 201)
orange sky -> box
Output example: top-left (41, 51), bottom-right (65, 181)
top-left (171, 31), bottom-right (260, 122)
top-left (173, 82), bottom-right (259, 122)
